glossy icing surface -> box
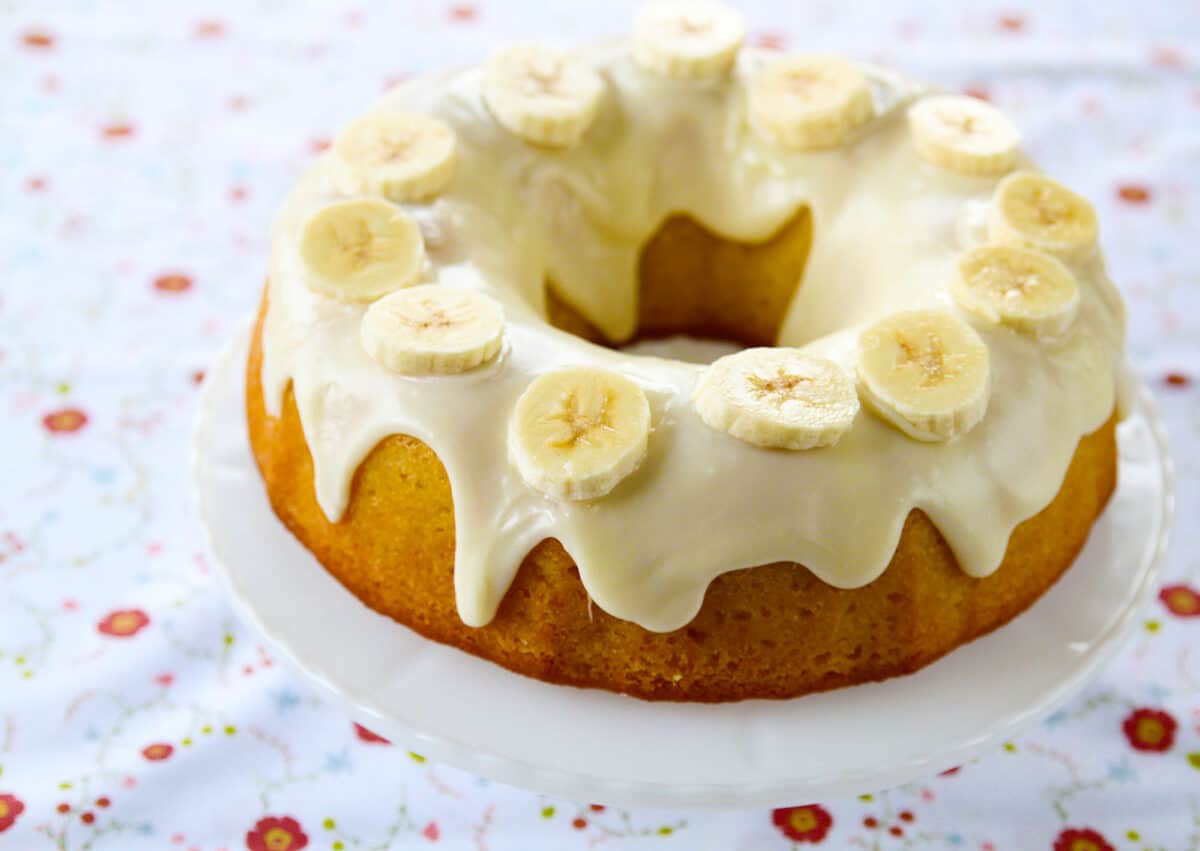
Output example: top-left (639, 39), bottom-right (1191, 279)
top-left (260, 43), bottom-right (1126, 632)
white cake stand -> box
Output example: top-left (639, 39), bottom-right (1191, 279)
top-left (192, 326), bottom-right (1172, 809)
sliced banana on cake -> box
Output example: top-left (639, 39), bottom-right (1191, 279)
top-left (483, 45), bottom-right (605, 148)
top-left (989, 172), bottom-right (1099, 264)
top-left (509, 367), bottom-right (651, 500)
top-left (748, 55), bottom-right (875, 150)
top-left (360, 285), bottom-right (505, 375)
top-left (632, 0), bottom-right (745, 79)
top-left (692, 348), bottom-right (859, 450)
top-left (299, 198), bottom-right (425, 302)
top-left (856, 310), bottom-right (991, 442)
top-left (332, 111), bottom-right (457, 202)
top-left (950, 245), bottom-right (1080, 338)
top-left (907, 94), bottom-right (1020, 177)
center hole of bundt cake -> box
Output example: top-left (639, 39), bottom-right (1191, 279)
top-left (544, 208), bottom-right (812, 360)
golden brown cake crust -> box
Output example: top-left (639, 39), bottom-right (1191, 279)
top-left (247, 289), bottom-right (1118, 701)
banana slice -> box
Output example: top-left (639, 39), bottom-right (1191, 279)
top-left (989, 172), bottom-right (1099, 264)
top-left (483, 45), bottom-right (605, 148)
top-left (509, 367), bottom-right (651, 500)
top-left (360, 285), bottom-right (505, 375)
top-left (856, 310), bottom-right (990, 442)
top-left (692, 348), bottom-right (858, 450)
top-left (299, 198), bottom-right (424, 302)
top-left (950, 244), bottom-right (1080, 338)
top-left (907, 95), bottom-right (1020, 176)
top-left (632, 0), bottom-right (745, 79)
top-left (332, 112), bottom-right (457, 202)
top-left (748, 55), bottom-right (875, 150)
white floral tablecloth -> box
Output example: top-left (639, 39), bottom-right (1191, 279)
top-left (2, 1), bottom-right (1199, 848)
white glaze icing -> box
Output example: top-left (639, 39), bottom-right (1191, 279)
top-left (260, 43), bottom-right (1126, 633)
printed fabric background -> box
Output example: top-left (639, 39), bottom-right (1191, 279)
top-left (1, 0), bottom-right (1199, 848)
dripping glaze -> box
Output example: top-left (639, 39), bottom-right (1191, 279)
top-left (260, 44), bottom-right (1126, 632)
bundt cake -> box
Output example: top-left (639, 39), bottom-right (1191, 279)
top-left (247, 1), bottom-right (1127, 701)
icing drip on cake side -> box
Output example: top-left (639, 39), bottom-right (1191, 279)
top-left (260, 44), bottom-right (1126, 632)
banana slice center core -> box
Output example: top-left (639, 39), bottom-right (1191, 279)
top-left (676, 12), bottom-right (716, 34)
top-left (373, 132), bottom-right (416, 162)
top-left (523, 57), bottom-right (566, 95)
top-left (782, 68), bottom-right (836, 99)
top-left (895, 332), bottom-right (960, 388)
top-left (939, 110), bottom-right (979, 136)
top-left (1031, 190), bottom-right (1072, 228)
top-left (977, 264), bottom-right (1040, 300)
top-left (335, 221), bottom-right (384, 270)
top-left (747, 369), bottom-right (836, 407)
top-left (401, 304), bottom-right (468, 334)
top-left (547, 389), bottom-right (615, 448)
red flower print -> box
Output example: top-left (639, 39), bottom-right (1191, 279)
top-left (352, 723), bottom-right (390, 744)
top-left (246, 816), bottom-right (309, 851)
top-left (0, 793), bottom-right (25, 832)
top-left (997, 14), bottom-right (1026, 32)
top-left (449, 4), bottom-right (477, 23)
top-left (154, 273), bottom-right (193, 294)
top-left (194, 20), bottom-right (226, 38)
top-left (1164, 372), bottom-right (1191, 388)
top-left (98, 609), bottom-right (150, 638)
top-left (25, 176), bottom-right (48, 192)
top-left (753, 31), bottom-right (788, 50)
top-left (42, 408), bottom-right (88, 434)
top-left (142, 743), bottom-right (173, 761)
top-left (422, 821), bottom-right (440, 840)
top-left (21, 29), bottom-right (55, 49)
top-left (771, 805), bottom-right (833, 843)
top-left (1122, 707), bottom-right (1177, 752)
top-left (309, 137), bottom-right (331, 155)
top-left (101, 122), bottom-right (136, 141)
top-left (571, 817), bottom-right (587, 830)
top-left (1150, 46), bottom-right (1184, 68)
top-left (1053, 827), bottom-right (1115, 851)
top-left (1117, 184), bottom-right (1152, 204)
top-left (1161, 584), bottom-right (1200, 617)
